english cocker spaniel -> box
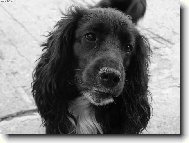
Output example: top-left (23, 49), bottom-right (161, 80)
top-left (32, 0), bottom-right (151, 134)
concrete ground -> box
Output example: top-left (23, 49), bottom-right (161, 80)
top-left (0, 0), bottom-right (180, 134)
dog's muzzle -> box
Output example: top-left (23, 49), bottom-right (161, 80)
top-left (81, 57), bottom-right (125, 106)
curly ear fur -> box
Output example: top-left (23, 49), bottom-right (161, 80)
top-left (123, 34), bottom-right (151, 133)
top-left (32, 8), bottom-right (85, 134)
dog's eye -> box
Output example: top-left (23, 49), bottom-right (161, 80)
top-left (84, 33), bottom-right (96, 41)
top-left (126, 44), bottom-right (133, 53)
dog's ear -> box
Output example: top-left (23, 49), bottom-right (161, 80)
top-left (129, 35), bottom-right (150, 90)
top-left (126, 0), bottom-right (147, 23)
top-left (124, 34), bottom-right (151, 133)
top-left (95, 0), bottom-right (147, 23)
top-left (32, 7), bottom-right (84, 131)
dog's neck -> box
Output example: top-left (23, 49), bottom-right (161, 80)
top-left (68, 96), bottom-right (103, 134)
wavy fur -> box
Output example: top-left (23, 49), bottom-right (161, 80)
top-left (32, 0), bottom-right (151, 134)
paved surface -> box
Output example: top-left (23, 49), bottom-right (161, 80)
top-left (0, 0), bottom-right (180, 134)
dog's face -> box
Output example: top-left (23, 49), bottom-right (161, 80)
top-left (73, 8), bottom-right (138, 106)
top-left (32, 7), bottom-right (150, 134)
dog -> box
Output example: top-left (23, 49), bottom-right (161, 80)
top-left (32, 0), bottom-right (151, 134)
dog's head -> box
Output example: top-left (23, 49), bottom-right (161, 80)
top-left (73, 8), bottom-right (139, 106)
top-left (32, 7), bottom-right (150, 133)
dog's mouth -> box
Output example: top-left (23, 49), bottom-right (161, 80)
top-left (78, 64), bottom-right (125, 106)
top-left (83, 88), bottom-right (115, 106)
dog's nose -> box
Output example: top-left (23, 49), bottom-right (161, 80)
top-left (99, 67), bottom-right (121, 88)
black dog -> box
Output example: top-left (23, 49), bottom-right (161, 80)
top-left (32, 0), bottom-right (151, 134)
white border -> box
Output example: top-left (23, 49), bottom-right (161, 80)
top-left (0, 1), bottom-right (186, 143)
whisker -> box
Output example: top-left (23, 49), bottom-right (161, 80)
top-left (74, 69), bottom-right (82, 71)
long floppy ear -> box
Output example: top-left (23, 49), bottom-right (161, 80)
top-left (123, 34), bottom-right (151, 133)
top-left (32, 7), bottom-right (84, 133)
